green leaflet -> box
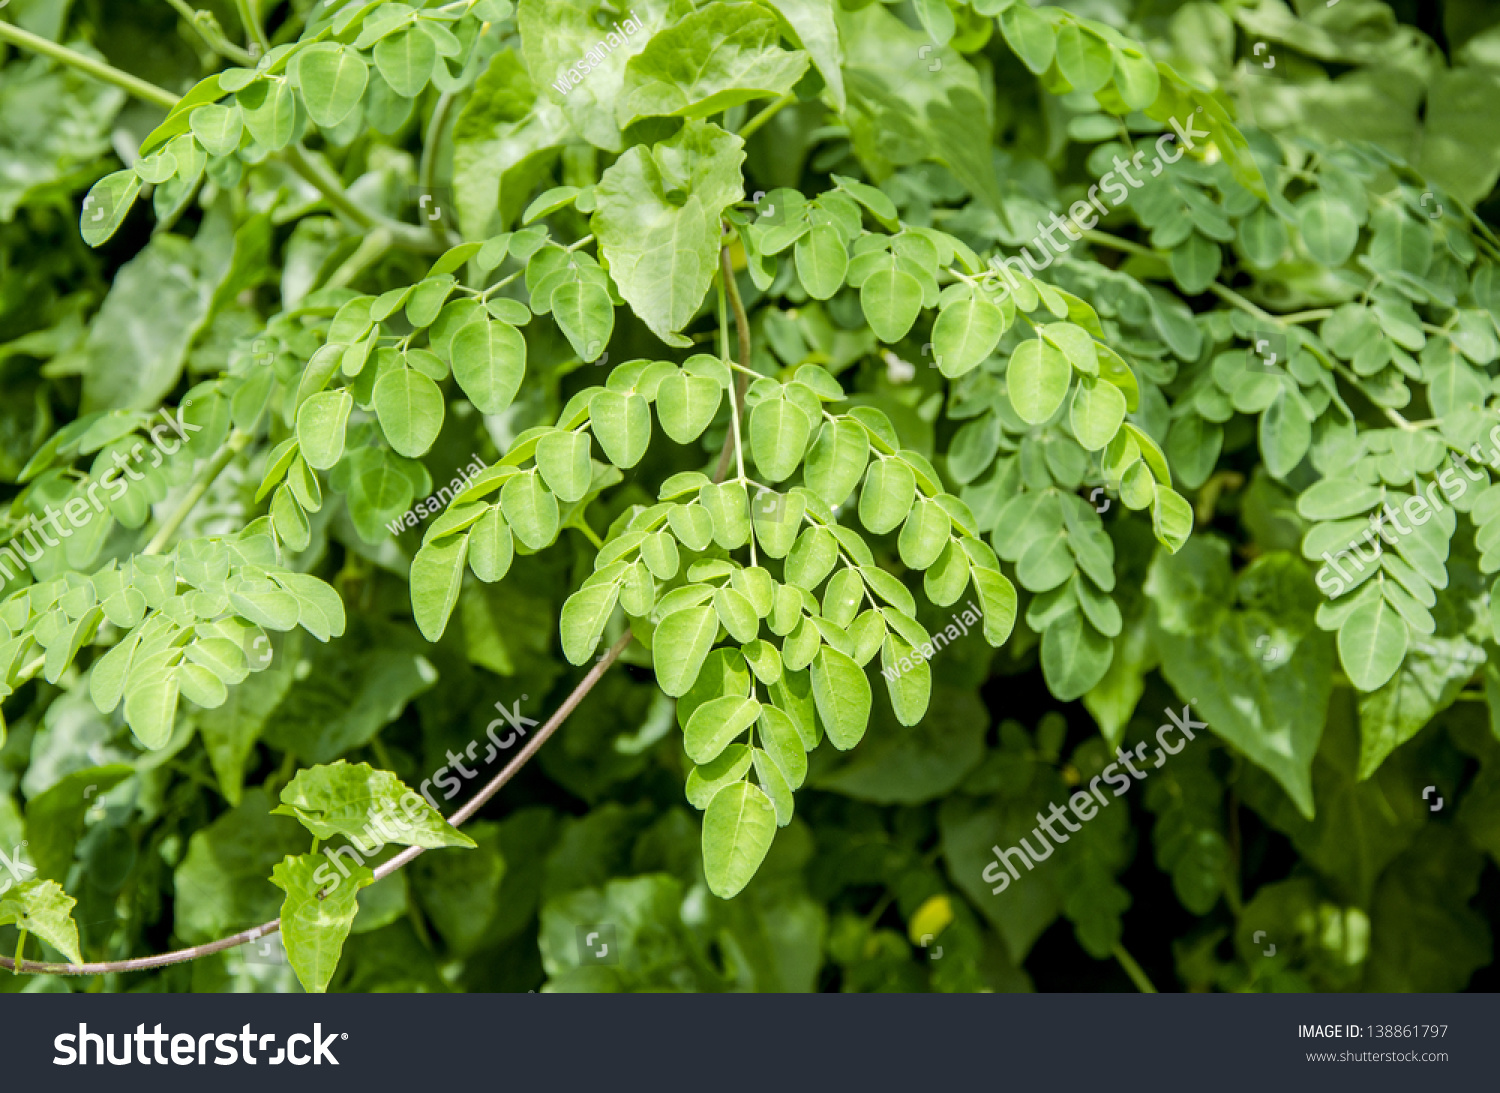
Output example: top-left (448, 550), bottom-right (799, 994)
top-left (652, 605), bottom-right (719, 696)
top-left (80, 170), bottom-right (142, 247)
top-left (450, 320), bottom-right (526, 414)
top-left (811, 645), bottom-right (872, 749)
top-left (295, 44), bottom-right (370, 128)
top-left (804, 418), bottom-right (870, 507)
top-left (296, 389), bottom-right (352, 470)
top-left (374, 25), bottom-right (437, 99)
top-left (702, 780), bottom-right (777, 898)
top-left (373, 367), bottom-right (445, 458)
top-left (749, 396), bottom-right (812, 483)
top-left (656, 373), bottom-right (723, 442)
top-left (1337, 594), bottom-right (1409, 692)
top-left (1007, 340), bottom-right (1072, 424)
top-left (932, 290), bottom-right (1005, 377)
top-left (588, 389), bottom-right (652, 468)
top-left (410, 533), bottom-right (468, 641)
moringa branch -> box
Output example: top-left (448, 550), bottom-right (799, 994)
top-left (0, 632), bottom-right (634, 976)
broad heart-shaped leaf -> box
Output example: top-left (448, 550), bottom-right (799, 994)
top-left (592, 120), bottom-right (744, 347)
top-left (297, 389), bottom-right (352, 470)
top-left (410, 533), bottom-right (468, 641)
top-left (812, 646), bottom-right (872, 749)
top-left (750, 397), bottom-right (812, 483)
top-left (536, 430), bottom-right (593, 503)
top-left (275, 760), bottom-right (476, 849)
top-left (932, 290), bottom-right (1005, 377)
top-left (373, 24), bottom-right (437, 98)
top-left (80, 170), bottom-right (142, 247)
top-left (1357, 633), bottom-right (1481, 780)
top-left (561, 581), bottom-right (620, 664)
top-left (656, 372), bottom-right (723, 442)
top-left (271, 853), bottom-right (372, 994)
top-left (0, 878), bottom-right (82, 964)
top-left (517, 0), bottom-right (686, 152)
top-left (1338, 595), bottom-right (1410, 692)
top-left (295, 43), bottom-right (370, 128)
top-left (450, 320), bottom-right (526, 414)
top-left (804, 418), bottom-right (869, 507)
top-left (702, 780), bottom-right (777, 898)
top-left (618, 2), bottom-right (810, 128)
top-left (1007, 339), bottom-right (1072, 424)
top-left (1070, 375), bottom-right (1126, 451)
top-left (373, 367), bottom-right (445, 457)
top-left (588, 389), bottom-right (651, 467)
top-left (860, 263), bottom-right (923, 343)
top-left (653, 605), bottom-right (719, 697)
top-left (551, 279), bottom-right (615, 361)
top-left (1145, 539), bottom-right (1333, 818)
top-left (765, 0), bottom-right (845, 110)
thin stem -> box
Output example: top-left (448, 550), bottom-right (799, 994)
top-left (144, 429), bottom-right (251, 555)
top-left (418, 91), bottom-right (457, 245)
top-left (323, 227), bottom-right (393, 291)
top-left (1279, 308), bottom-right (1333, 324)
top-left (738, 93), bottom-right (794, 141)
top-left (0, 633), bottom-right (634, 976)
top-left (233, 0), bottom-right (271, 54)
top-left (164, 0), bottom-right (258, 65)
top-left (1081, 228), bottom-right (1155, 262)
top-left (282, 143), bottom-right (373, 229)
top-left (12, 930), bottom-right (25, 975)
top-left (1206, 281), bottom-right (1276, 325)
top-left (0, 19), bottom-right (179, 110)
top-left (572, 521), bottom-right (604, 549)
top-left (1113, 944), bottom-right (1158, 994)
top-left (712, 244), bottom-right (752, 486)
top-left (282, 145), bottom-right (441, 254)
top-left (0, 25), bottom-right (441, 255)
